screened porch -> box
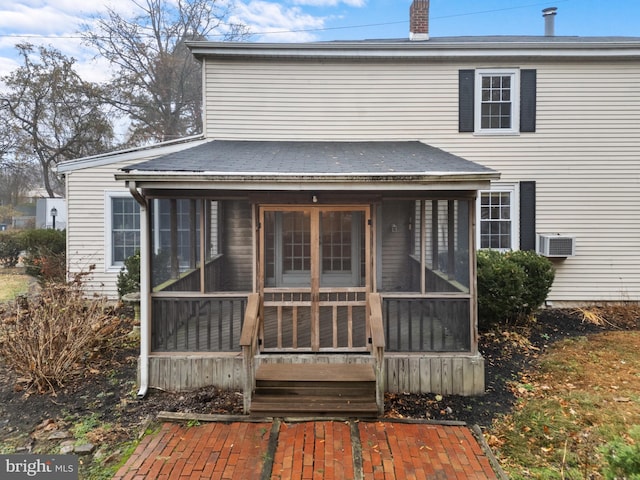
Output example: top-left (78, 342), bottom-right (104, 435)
top-left (143, 194), bottom-right (476, 357)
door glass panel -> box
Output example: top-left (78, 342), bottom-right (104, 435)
top-left (320, 211), bottom-right (364, 287)
top-left (264, 211), bottom-right (311, 287)
top-left (321, 211), bottom-right (352, 273)
top-left (282, 211), bottom-right (311, 274)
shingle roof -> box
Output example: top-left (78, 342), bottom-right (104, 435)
top-left (122, 140), bottom-right (495, 176)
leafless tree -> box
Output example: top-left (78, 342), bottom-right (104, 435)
top-left (83, 0), bottom-right (250, 144)
top-left (2, 44), bottom-right (114, 198)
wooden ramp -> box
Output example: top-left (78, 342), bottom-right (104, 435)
top-left (250, 363), bottom-right (379, 418)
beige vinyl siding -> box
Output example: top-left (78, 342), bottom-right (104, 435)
top-left (205, 60), bottom-right (458, 141)
top-left (65, 159), bottom-right (143, 299)
top-left (204, 58), bottom-right (640, 303)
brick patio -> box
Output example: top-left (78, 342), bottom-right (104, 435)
top-left (113, 419), bottom-right (500, 479)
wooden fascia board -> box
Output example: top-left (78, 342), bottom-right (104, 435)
top-left (115, 172), bottom-right (499, 192)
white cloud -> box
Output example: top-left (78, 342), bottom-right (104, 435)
top-left (235, 1), bottom-right (326, 42)
top-left (0, 0), bottom-right (334, 79)
top-left (0, 0), bottom-right (145, 79)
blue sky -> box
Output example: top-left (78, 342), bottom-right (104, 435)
top-left (1, 0), bottom-right (639, 81)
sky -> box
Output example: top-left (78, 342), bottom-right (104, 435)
top-left (0, 0), bottom-right (639, 82)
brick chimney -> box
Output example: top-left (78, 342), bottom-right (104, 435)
top-left (410, 0), bottom-right (429, 41)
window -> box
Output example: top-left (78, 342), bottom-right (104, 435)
top-left (459, 69), bottom-right (536, 134)
top-left (475, 69), bottom-right (519, 134)
top-left (106, 192), bottom-right (140, 270)
top-left (477, 184), bottom-right (518, 251)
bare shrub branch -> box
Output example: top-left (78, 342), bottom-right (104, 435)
top-left (0, 279), bottom-right (119, 394)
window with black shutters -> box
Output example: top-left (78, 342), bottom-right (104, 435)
top-left (459, 68), bottom-right (536, 134)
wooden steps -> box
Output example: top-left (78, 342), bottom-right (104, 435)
top-left (250, 363), bottom-right (379, 418)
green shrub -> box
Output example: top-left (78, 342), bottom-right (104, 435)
top-left (117, 251), bottom-right (140, 298)
top-left (0, 231), bottom-right (24, 268)
top-left (477, 250), bottom-right (526, 329)
top-left (505, 250), bottom-right (555, 313)
top-left (601, 425), bottom-right (640, 480)
top-left (21, 229), bottom-right (66, 283)
top-left (477, 250), bottom-right (554, 330)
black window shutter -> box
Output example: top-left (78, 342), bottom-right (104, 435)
top-left (519, 181), bottom-right (536, 251)
top-left (459, 70), bottom-right (475, 132)
top-left (520, 70), bottom-right (536, 132)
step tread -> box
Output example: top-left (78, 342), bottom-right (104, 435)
top-left (254, 386), bottom-right (375, 396)
top-left (255, 363), bottom-right (375, 382)
top-left (250, 399), bottom-right (379, 414)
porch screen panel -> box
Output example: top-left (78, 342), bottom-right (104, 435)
top-left (380, 200), bottom-right (420, 292)
top-left (383, 298), bottom-right (471, 352)
top-left (423, 200), bottom-right (470, 293)
top-left (204, 200), bottom-right (225, 292)
top-left (151, 199), bottom-right (201, 291)
top-left (151, 296), bottom-right (245, 352)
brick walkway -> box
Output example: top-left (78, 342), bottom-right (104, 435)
top-left (113, 419), bottom-right (500, 479)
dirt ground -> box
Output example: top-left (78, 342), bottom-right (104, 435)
top-left (0, 306), bottom-right (637, 464)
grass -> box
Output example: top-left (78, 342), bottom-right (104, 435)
top-left (488, 330), bottom-right (640, 479)
top-left (0, 270), bottom-right (31, 302)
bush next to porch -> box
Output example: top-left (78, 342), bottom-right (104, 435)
top-left (21, 228), bottom-right (66, 284)
top-left (0, 273), bottom-right (122, 393)
top-left (477, 250), bottom-right (555, 330)
top-left (117, 251), bottom-right (140, 298)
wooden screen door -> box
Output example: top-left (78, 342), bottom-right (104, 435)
top-left (260, 205), bottom-right (370, 352)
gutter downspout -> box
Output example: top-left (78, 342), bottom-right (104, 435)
top-left (128, 181), bottom-right (150, 399)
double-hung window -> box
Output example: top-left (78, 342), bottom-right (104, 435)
top-left (106, 192), bottom-right (140, 270)
top-left (477, 184), bottom-right (518, 251)
top-left (475, 69), bottom-right (519, 134)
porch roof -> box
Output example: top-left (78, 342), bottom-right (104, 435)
top-left (117, 140), bottom-right (499, 191)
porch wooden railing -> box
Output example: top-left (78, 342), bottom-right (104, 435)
top-left (261, 289), bottom-right (368, 351)
top-left (150, 294), bottom-right (247, 352)
top-left (239, 293), bottom-right (261, 414)
top-left (368, 293), bottom-right (385, 415)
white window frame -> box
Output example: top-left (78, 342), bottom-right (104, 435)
top-left (105, 191), bottom-right (140, 272)
top-left (476, 183), bottom-right (519, 252)
top-left (474, 68), bottom-right (520, 135)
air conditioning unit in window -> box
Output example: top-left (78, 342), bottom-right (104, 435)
top-left (537, 234), bottom-right (576, 257)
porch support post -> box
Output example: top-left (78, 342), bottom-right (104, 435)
top-left (469, 195), bottom-right (480, 355)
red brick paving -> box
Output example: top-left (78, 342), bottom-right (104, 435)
top-left (113, 420), bottom-right (498, 479)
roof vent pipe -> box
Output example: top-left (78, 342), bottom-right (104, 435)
top-left (542, 7), bottom-right (557, 36)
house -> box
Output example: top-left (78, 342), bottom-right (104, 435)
top-left (57, 1), bottom-right (640, 414)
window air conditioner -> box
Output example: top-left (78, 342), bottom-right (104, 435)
top-left (537, 234), bottom-right (576, 257)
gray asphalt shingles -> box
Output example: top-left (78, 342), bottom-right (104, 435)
top-left (122, 140), bottom-right (495, 176)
